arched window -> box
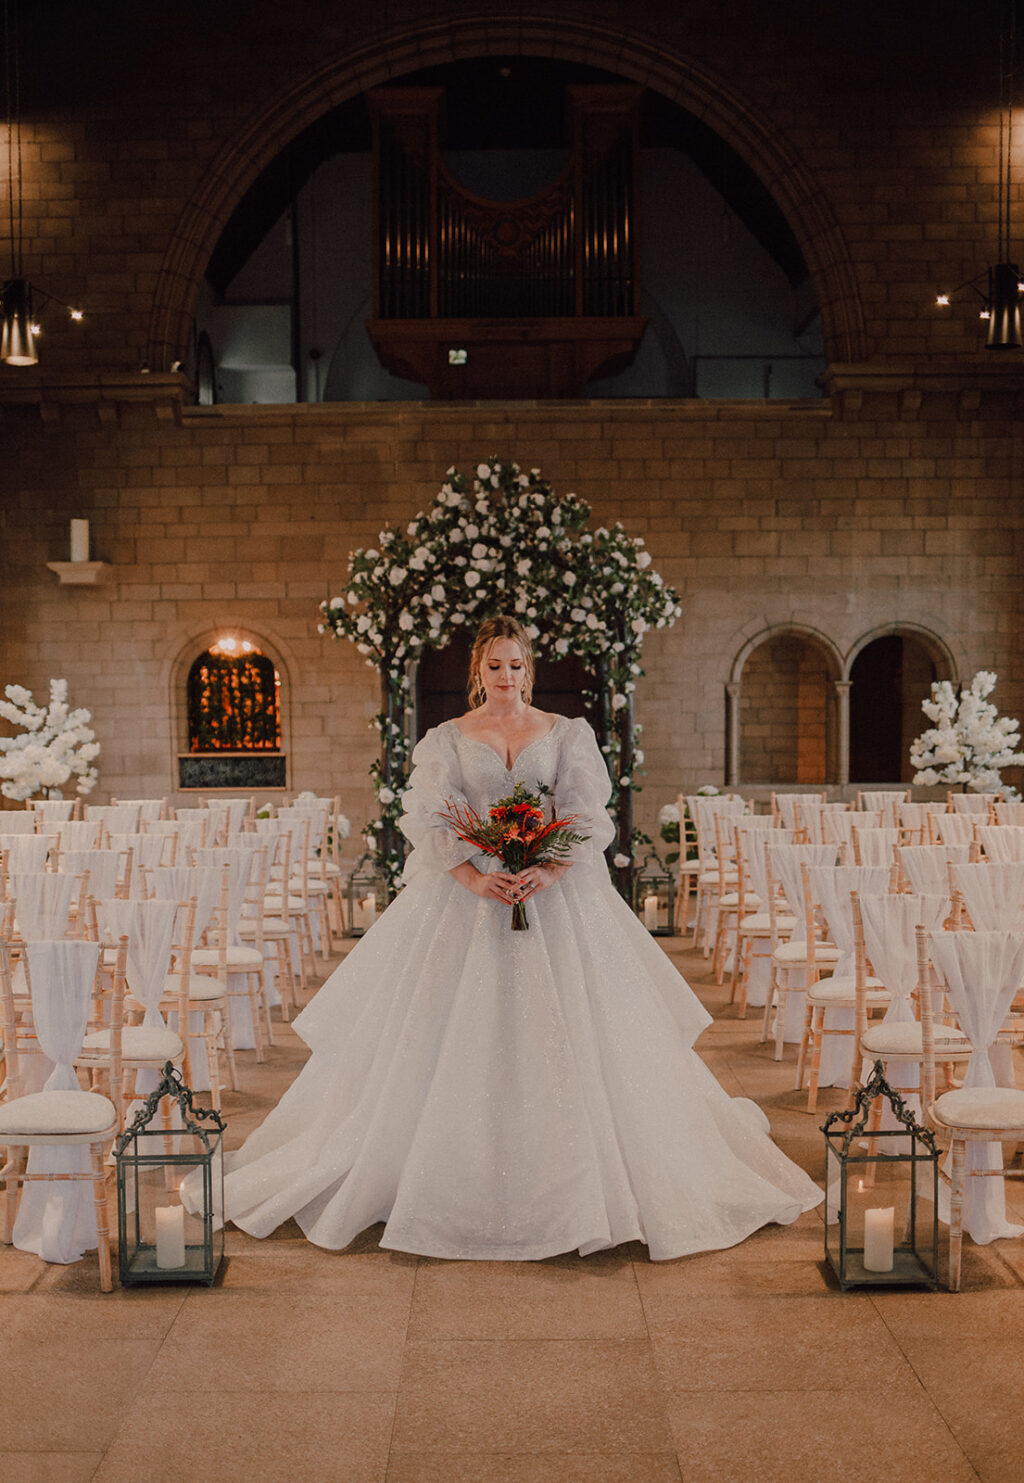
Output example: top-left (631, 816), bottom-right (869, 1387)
top-left (849, 633), bottom-right (939, 783)
top-left (187, 638), bottom-right (281, 753)
top-left (738, 632), bottom-right (838, 784)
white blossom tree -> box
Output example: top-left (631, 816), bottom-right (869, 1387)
top-left (0, 679), bottom-right (101, 801)
top-left (910, 671), bottom-right (1024, 792)
top-left (319, 459), bottom-right (681, 894)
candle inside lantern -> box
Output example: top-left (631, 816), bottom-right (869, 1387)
top-left (643, 893), bottom-right (659, 929)
top-left (70, 518), bottom-right (90, 564)
top-left (155, 1204), bottom-right (186, 1268)
top-left (863, 1205), bottom-right (895, 1272)
top-left (363, 894), bottom-right (377, 926)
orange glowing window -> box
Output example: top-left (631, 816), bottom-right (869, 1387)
top-left (187, 639), bottom-right (281, 753)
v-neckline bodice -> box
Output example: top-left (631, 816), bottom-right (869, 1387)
top-left (448, 715), bottom-right (562, 773)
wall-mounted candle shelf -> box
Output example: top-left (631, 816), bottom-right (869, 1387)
top-left (46, 560), bottom-right (110, 585)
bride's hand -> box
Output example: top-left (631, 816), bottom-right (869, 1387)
top-left (513, 863), bottom-right (570, 901)
top-left (466, 868), bottom-right (522, 903)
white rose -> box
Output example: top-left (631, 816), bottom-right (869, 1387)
top-left (612, 694), bottom-right (628, 710)
top-left (398, 612), bottom-right (415, 631)
top-left (477, 463), bottom-right (491, 479)
top-left (517, 558), bottom-right (531, 576)
top-left (472, 543), bottom-right (487, 559)
top-left (613, 853), bottom-right (631, 869)
top-left (431, 584), bottom-right (445, 602)
top-left (389, 567), bottom-right (407, 586)
top-left (378, 787), bottom-right (395, 805)
top-left (465, 524), bottom-right (479, 540)
top-left (619, 776), bottom-right (632, 787)
top-left (637, 550), bottom-right (652, 568)
top-left (564, 572), bottom-right (576, 586)
top-left (465, 571), bottom-right (480, 587)
top-left (537, 526), bottom-right (551, 539)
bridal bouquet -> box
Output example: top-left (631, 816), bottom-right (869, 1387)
top-left (439, 781), bottom-right (589, 929)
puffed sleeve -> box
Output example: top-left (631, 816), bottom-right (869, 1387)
top-left (553, 716), bottom-right (616, 864)
top-left (399, 724), bottom-right (481, 885)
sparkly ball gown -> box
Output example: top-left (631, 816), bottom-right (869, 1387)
top-left (215, 714), bottom-right (822, 1259)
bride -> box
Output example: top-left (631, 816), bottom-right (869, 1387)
top-left (214, 614), bottom-right (822, 1259)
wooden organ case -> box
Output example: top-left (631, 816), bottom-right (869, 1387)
top-left (366, 86), bottom-right (647, 399)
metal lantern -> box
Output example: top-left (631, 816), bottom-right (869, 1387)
top-left (822, 1061), bottom-right (939, 1290)
top-left (116, 1062), bottom-right (225, 1287)
top-left (345, 851), bottom-right (388, 936)
top-left (633, 849), bottom-right (675, 936)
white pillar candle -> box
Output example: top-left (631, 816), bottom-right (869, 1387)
top-left (70, 518), bottom-right (90, 563)
top-left (863, 1205), bottom-right (895, 1272)
top-left (643, 894), bottom-right (659, 929)
top-left (363, 893), bottom-right (377, 926)
top-left (155, 1204), bottom-right (186, 1268)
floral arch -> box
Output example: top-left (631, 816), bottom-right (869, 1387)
top-left (319, 459), bottom-right (680, 892)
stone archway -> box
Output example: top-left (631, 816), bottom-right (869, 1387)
top-left (728, 625), bottom-right (843, 786)
top-left (845, 623), bottom-right (958, 784)
top-left (146, 13), bottom-right (865, 372)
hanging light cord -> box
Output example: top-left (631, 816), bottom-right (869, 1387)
top-left (997, 0), bottom-right (1016, 266)
top-left (3, 0), bottom-right (22, 280)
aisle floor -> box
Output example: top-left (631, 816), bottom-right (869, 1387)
top-left (2, 936), bottom-right (1023, 1483)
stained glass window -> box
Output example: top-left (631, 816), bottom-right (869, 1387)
top-left (187, 639), bottom-right (281, 753)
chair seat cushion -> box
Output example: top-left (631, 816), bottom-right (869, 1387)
top-left (861, 1022), bottom-right (968, 1058)
top-left (157, 972), bottom-right (227, 1001)
top-left (295, 877), bottom-right (329, 896)
top-left (773, 941), bottom-right (842, 964)
top-left (81, 1025), bottom-right (184, 1060)
top-left (933, 1086), bottom-right (1024, 1130)
top-left (263, 894), bottom-right (306, 912)
top-left (191, 946), bottom-right (264, 971)
top-left (739, 912), bottom-right (796, 934)
top-left (808, 976), bottom-right (888, 1005)
top-left (308, 861), bottom-right (341, 878)
top-left (238, 919), bottom-right (291, 940)
top-left (0, 1089), bottom-right (116, 1137)
top-left (718, 891), bottom-right (761, 910)
top-left (698, 869), bottom-right (739, 886)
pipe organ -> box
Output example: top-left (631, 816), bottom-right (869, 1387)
top-left (366, 86), bottom-right (647, 398)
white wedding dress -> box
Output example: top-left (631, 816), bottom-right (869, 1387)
top-left (215, 715), bottom-right (822, 1260)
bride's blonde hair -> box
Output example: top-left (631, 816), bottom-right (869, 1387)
top-left (467, 615), bottom-right (535, 709)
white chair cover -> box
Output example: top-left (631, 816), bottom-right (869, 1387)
top-left (949, 792), bottom-right (997, 815)
top-left (821, 810), bottom-right (880, 850)
top-left (93, 898), bottom-right (178, 1030)
top-left (976, 825), bottom-right (1024, 864)
top-left (200, 799), bottom-right (250, 844)
top-left (56, 820), bottom-right (100, 852)
top-left (12, 939), bottom-right (103, 1264)
top-left (110, 831), bottom-right (172, 875)
top-left (2, 834), bottom-right (56, 873)
top-left (191, 849), bottom-right (253, 944)
top-left (767, 843), bottom-right (840, 945)
top-left (0, 811), bottom-right (38, 834)
top-left (32, 800), bottom-right (74, 822)
top-left (898, 801), bottom-right (947, 843)
top-left (809, 865), bottom-right (891, 980)
top-left (900, 843), bottom-right (970, 896)
top-left (927, 929), bottom-right (1024, 1244)
top-left (60, 848), bottom-right (124, 901)
top-left (85, 803), bottom-right (141, 835)
top-left (853, 826), bottom-right (899, 867)
top-left (690, 796), bottom-right (745, 858)
top-left (8, 872), bottom-right (76, 939)
top-left (934, 813), bottom-right (973, 846)
top-left (859, 790), bottom-right (907, 824)
top-left (775, 794), bottom-right (823, 832)
top-left (115, 799), bottom-right (166, 821)
top-left (952, 862), bottom-right (1024, 932)
top-left (994, 801), bottom-right (1024, 826)
top-left (147, 865), bottom-right (222, 942)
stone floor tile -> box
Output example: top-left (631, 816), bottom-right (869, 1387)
top-left (871, 1287), bottom-right (1024, 1342)
top-left (220, 1238), bottom-right (419, 1296)
top-left (0, 1248), bottom-right (49, 1292)
top-left (4, 1455), bottom-right (105, 1483)
top-left (385, 1453), bottom-right (683, 1482)
top-left (645, 1293), bottom-right (913, 1392)
top-left (141, 1289), bottom-right (411, 1393)
top-left (4, 1289), bottom-right (186, 1341)
top-left (92, 1389), bottom-right (395, 1483)
top-left (390, 1340), bottom-right (673, 1454)
top-left (664, 1388), bottom-right (978, 1483)
top-left (0, 1337), bottom-right (163, 1451)
top-left (407, 1256), bottom-right (645, 1339)
top-left (896, 1338), bottom-right (1024, 1483)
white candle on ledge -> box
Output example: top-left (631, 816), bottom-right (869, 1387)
top-left (643, 893), bottom-right (659, 930)
top-left (155, 1204), bottom-right (186, 1268)
top-left (70, 518), bottom-right (90, 564)
top-left (863, 1205), bottom-right (895, 1272)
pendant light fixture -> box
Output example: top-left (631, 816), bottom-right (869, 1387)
top-left (2, 0), bottom-right (82, 367)
top-left (936, 0), bottom-right (1022, 349)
